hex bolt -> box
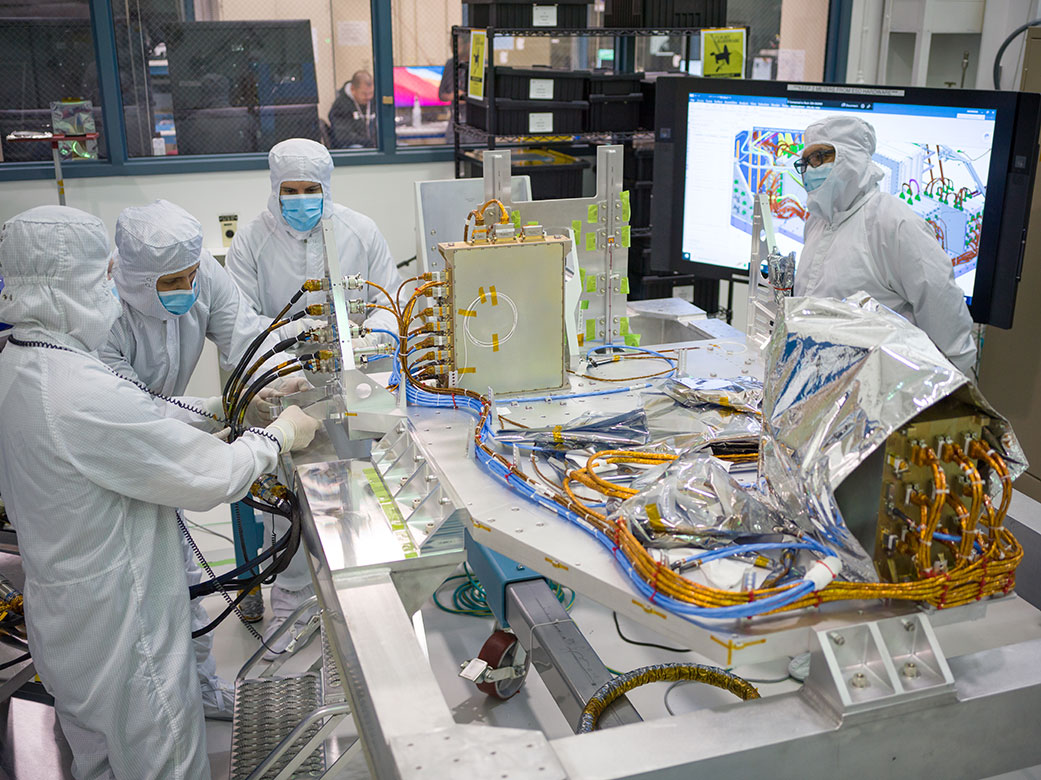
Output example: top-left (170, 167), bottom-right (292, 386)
top-left (902, 619), bottom-right (916, 632)
top-left (829, 632), bottom-right (846, 646)
top-left (850, 672), bottom-right (869, 688)
top-left (902, 661), bottom-right (920, 679)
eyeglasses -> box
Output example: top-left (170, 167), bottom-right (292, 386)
top-left (794, 148), bottom-right (835, 174)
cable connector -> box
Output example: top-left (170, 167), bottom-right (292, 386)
top-left (298, 323), bottom-right (339, 343)
top-left (804, 556), bottom-right (842, 591)
top-left (302, 278), bottom-right (330, 292)
top-left (348, 299), bottom-right (366, 314)
top-left (421, 271), bottom-right (446, 282)
top-left (301, 350), bottom-right (342, 373)
top-left (344, 273), bottom-right (364, 290)
top-left (418, 349), bottom-right (452, 364)
top-left (251, 473), bottom-right (289, 503)
top-left (305, 303), bottom-right (331, 316)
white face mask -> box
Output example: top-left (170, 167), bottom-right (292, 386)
top-left (802, 162), bottom-right (834, 192)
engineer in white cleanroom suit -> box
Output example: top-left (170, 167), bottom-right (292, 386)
top-left (0, 205), bottom-right (320, 780)
top-left (792, 115), bottom-right (977, 374)
top-left (226, 137), bottom-right (403, 654)
top-left (100, 199), bottom-right (306, 719)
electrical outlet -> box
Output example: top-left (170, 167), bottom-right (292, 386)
top-left (219, 214), bottom-right (238, 247)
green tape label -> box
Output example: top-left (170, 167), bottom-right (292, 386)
top-left (620, 190), bottom-right (631, 222)
top-left (579, 267), bottom-right (587, 286)
top-left (620, 277), bottom-right (630, 295)
top-left (624, 333), bottom-right (642, 347)
top-left (587, 204), bottom-right (599, 223)
top-left (585, 232), bottom-right (597, 251)
top-left (571, 219), bottom-right (582, 236)
top-left (362, 467), bottom-right (418, 559)
top-left (511, 210), bottom-right (521, 228)
top-left (621, 225), bottom-right (631, 248)
top-left (585, 318), bottom-right (597, 341)
top-left (619, 316), bottom-right (630, 335)
top-left (579, 299), bottom-right (589, 309)
top-left (585, 273), bottom-right (598, 293)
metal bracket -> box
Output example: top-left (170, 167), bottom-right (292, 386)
top-left (803, 612), bottom-right (955, 721)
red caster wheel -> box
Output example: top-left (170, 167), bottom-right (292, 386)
top-left (473, 629), bottom-right (530, 700)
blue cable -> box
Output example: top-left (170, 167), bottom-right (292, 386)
top-left (370, 328), bottom-right (400, 345)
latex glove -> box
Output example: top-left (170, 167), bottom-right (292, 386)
top-left (201, 395), bottom-right (224, 417)
top-left (266, 405), bottom-right (321, 453)
top-left (245, 391), bottom-right (279, 428)
top-left (268, 375), bottom-right (314, 396)
top-left (352, 333), bottom-right (379, 353)
top-left (212, 427), bottom-right (231, 442)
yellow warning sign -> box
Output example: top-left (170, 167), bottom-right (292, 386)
top-left (467, 30), bottom-right (487, 99)
top-left (702, 28), bottom-right (746, 79)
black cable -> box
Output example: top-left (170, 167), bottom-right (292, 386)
top-left (612, 612), bottom-right (690, 653)
top-left (0, 652), bottom-right (30, 671)
top-left (993, 18), bottom-right (1041, 89)
top-left (396, 255), bottom-right (417, 268)
top-left (229, 361), bottom-right (310, 435)
top-left (223, 310), bottom-right (307, 414)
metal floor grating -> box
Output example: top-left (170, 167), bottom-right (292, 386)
top-left (229, 672), bottom-right (326, 779)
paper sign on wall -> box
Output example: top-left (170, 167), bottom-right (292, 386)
top-left (336, 20), bottom-right (370, 48)
top-left (702, 28), bottom-right (746, 79)
top-left (468, 30), bottom-right (487, 99)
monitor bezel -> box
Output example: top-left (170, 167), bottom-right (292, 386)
top-left (651, 76), bottom-right (1039, 326)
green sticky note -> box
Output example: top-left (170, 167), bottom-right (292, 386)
top-left (511, 210), bottom-right (521, 227)
top-left (624, 332), bottom-right (642, 347)
top-left (579, 299), bottom-right (590, 309)
top-left (585, 232), bottom-right (597, 251)
top-left (621, 225), bottom-right (631, 248)
top-left (619, 316), bottom-right (630, 335)
top-left (620, 190), bottom-right (631, 222)
top-left (571, 219), bottom-right (582, 236)
top-left (585, 318), bottom-right (597, 341)
top-left (620, 277), bottom-right (630, 295)
top-left (587, 204), bottom-right (599, 223)
top-left (585, 273), bottom-right (598, 293)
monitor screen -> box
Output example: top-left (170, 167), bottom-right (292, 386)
top-left (681, 93), bottom-right (995, 303)
top-left (651, 77), bottom-right (1041, 327)
top-left (393, 66), bottom-right (447, 108)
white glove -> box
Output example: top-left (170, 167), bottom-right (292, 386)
top-left (352, 333), bottom-right (379, 352)
top-left (268, 376), bottom-right (314, 396)
top-left (245, 392), bottom-right (279, 427)
top-left (212, 427), bottom-right (231, 442)
top-left (266, 405), bottom-right (322, 453)
top-left (279, 317), bottom-right (326, 340)
top-left (201, 395), bottom-right (224, 416)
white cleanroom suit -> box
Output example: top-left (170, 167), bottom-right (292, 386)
top-left (101, 199), bottom-right (281, 718)
top-left (792, 115), bottom-right (977, 374)
top-left (225, 138), bottom-right (402, 650)
top-left (0, 205), bottom-right (281, 780)
top-left (225, 137), bottom-right (402, 341)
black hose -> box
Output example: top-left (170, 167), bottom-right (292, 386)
top-left (223, 310), bottom-right (307, 412)
top-left (230, 362), bottom-right (308, 434)
top-left (993, 18), bottom-right (1041, 89)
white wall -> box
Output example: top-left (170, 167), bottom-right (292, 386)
top-left (0, 159), bottom-right (454, 263)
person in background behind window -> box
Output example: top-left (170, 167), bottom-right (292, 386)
top-left (328, 71), bottom-right (375, 148)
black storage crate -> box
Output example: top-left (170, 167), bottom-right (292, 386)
top-left (465, 96), bottom-right (588, 134)
top-left (465, 148), bottom-right (591, 199)
top-left (587, 71), bottom-right (644, 96)
top-left (465, 0), bottom-right (592, 29)
top-left (624, 143), bottom-right (654, 181)
top-left (589, 92), bottom-right (643, 131)
top-left (626, 180), bottom-right (653, 227)
top-left (494, 67), bottom-right (588, 102)
top-left (603, 0), bottom-right (727, 27)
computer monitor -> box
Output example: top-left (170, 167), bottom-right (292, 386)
top-left (651, 77), bottom-right (1041, 328)
top-left (393, 66), bottom-right (448, 108)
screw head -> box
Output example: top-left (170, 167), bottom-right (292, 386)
top-left (829, 631), bottom-right (846, 646)
top-left (901, 661), bottom-right (920, 679)
top-left (850, 671), bottom-right (869, 688)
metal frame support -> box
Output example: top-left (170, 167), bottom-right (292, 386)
top-left (504, 579), bottom-right (642, 732)
top-left (464, 530), bottom-right (544, 626)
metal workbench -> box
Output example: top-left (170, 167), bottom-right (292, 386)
top-left (285, 328), bottom-right (1041, 780)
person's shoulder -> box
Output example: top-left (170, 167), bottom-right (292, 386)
top-left (867, 191), bottom-right (918, 223)
top-left (330, 203), bottom-right (380, 236)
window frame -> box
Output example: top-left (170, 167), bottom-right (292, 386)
top-left (0, 0), bottom-right (452, 182)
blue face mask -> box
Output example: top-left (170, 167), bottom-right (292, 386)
top-left (110, 283), bottom-right (120, 301)
top-left (280, 193), bottom-right (324, 232)
top-left (802, 162), bottom-right (835, 193)
top-left (158, 279), bottom-right (198, 316)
